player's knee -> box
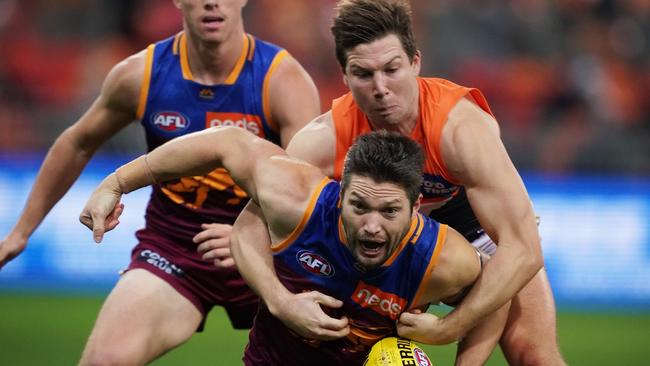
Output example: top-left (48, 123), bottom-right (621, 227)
top-left (501, 338), bottom-right (565, 366)
top-left (80, 344), bottom-right (146, 366)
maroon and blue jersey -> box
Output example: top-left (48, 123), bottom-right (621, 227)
top-left (244, 179), bottom-right (449, 365)
top-left (136, 31), bottom-right (287, 243)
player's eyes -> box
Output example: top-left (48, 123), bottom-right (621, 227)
top-left (383, 207), bottom-right (398, 216)
top-left (351, 201), bottom-right (366, 211)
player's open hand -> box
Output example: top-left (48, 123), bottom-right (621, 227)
top-left (274, 291), bottom-right (350, 341)
top-left (0, 233), bottom-right (28, 269)
top-left (397, 308), bottom-right (458, 345)
top-left (194, 223), bottom-right (235, 268)
top-left (79, 174), bottom-right (125, 243)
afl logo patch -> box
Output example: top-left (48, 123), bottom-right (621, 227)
top-left (152, 111), bottom-right (190, 132)
top-left (414, 347), bottom-right (433, 366)
top-left (296, 250), bottom-right (334, 277)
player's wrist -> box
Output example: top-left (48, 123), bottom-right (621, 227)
top-left (8, 224), bottom-right (31, 241)
top-left (263, 285), bottom-right (294, 317)
top-left (438, 311), bottom-right (466, 343)
top-left (6, 229), bottom-right (29, 247)
top-left (113, 155), bottom-right (158, 193)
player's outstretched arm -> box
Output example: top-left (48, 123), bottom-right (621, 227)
top-left (80, 127), bottom-right (323, 242)
top-left (231, 201), bottom-right (350, 340)
top-left (437, 97), bottom-right (543, 340)
top-left (0, 51), bottom-right (145, 269)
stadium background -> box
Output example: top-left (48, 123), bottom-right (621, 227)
top-left (0, 0), bottom-right (648, 364)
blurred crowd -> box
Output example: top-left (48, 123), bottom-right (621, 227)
top-left (0, 0), bottom-right (647, 174)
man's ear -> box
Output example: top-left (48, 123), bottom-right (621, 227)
top-left (412, 193), bottom-right (422, 217)
top-left (412, 50), bottom-right (422, 76)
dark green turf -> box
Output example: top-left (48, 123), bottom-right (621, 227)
top-left (1, 293), bottom-right (648, 365)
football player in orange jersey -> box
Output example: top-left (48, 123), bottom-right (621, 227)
top-left (0, 0), bottom-right (320, 364)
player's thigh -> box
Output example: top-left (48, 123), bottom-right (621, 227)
top-left (500, 268), bottom-right (564, 366)
top-left (81, 269), bottom-right (203, 365)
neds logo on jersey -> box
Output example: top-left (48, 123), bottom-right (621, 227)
top-left (296, 250), bottom-right (334, 277)
top-left (152, 111), bottom-right (190, 132)
top-left (206, 112), bottom-right (265, 137)
top-left (352, 282), bottom-right (407, 320)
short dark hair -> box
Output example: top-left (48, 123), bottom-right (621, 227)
top-left (341, 131), bottom-right (423, 206)
top-left (331, 0), bottom-right (417, 70)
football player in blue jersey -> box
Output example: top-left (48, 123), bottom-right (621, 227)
top-left (0, 0), bottom-right (320, 364)
top-left (80, 128), bottom-right (510, 365)
top-left (230, 1), bottom-right (563, 365)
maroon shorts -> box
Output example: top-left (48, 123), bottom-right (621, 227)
top-left (126, 229), bottom-right (259, 330)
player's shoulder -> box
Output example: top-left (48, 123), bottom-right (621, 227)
top-left (103, 49), bottom-right (148, 97)
top-left (449, 96), bottom-right (495, 121)
top-left (99, 47), bottom-right (150, 111)
top-left (422, 226), bottom-right (481, 302)
top-left (444, 97), bottom-right (500, 144)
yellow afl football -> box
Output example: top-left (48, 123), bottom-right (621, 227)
top-left (364, 337), bottom-right (433, 366)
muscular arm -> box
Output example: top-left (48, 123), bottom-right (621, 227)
top-left (397, 227), bottom-right (510, 365)
top-left (80, 127), bottom-right (324, 242)
top-left (0, 51), bottom-right (145, 269)
top-left (438, 97), bottom-right (543, 340)
top-left (229, 113), bottom-right (344, 338)
top-left (231, 201), bottom-right (349, 340)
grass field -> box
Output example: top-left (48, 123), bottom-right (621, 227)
top-left (1, 293), bottom-right (649, 365)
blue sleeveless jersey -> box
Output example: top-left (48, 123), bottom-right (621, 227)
top-left (136, 32), bottom-right (287, 242)
top-left (245, 179), bottom-right (448, 365)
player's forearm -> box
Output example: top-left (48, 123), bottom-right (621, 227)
top-left (230, 205), bottom-right (293, 315)
top-left (232, 238), bottom-right (292, 314)
top-left (11, 132), bottom-right (94, 238)
top-left (115, 127), bottom-right (261, 194)
top-left (114, 132), bottom-right (224, 193)
top-left (443, 240), bottom-right (542, 337)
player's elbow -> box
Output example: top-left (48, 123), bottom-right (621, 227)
top-left (519, 236), bottom-right (543, 277)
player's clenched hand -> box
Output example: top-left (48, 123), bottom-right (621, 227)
top-left (194, 223), bottom-right (235, 268)
top-left (79, 174), bottom-right (125, 243)
top-left (397, 309), bottom-right (458, 345)
top-left (0, 233), bottom-right (27, 269)
top-left (273, 291), bottom-right (350, 341)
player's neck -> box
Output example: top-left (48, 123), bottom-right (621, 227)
top-left (184, 28), bottom-right (246, 85)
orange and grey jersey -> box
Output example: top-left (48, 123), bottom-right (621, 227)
top-left (244, 179), bottom-right (448, 365)
top-left (136, 32), bottom-right (287, 243)
top-left (331, 77), bottom-right (494, 241)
